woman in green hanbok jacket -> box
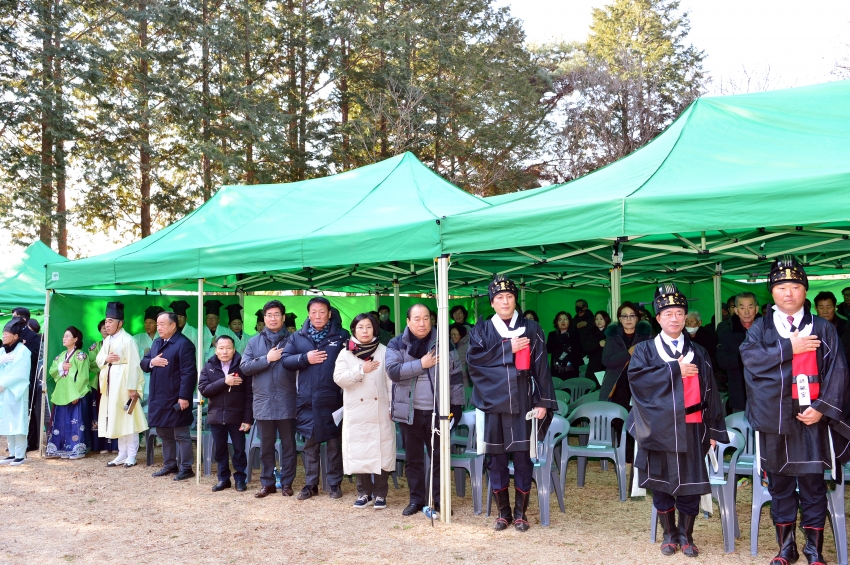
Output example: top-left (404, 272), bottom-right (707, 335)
top-left (47, 326), bottom-right (91, 458)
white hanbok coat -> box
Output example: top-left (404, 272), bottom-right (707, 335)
top-left (97, 329), bottom-right (148, 437)
top-left (0, 342), bottom-right (31, 436)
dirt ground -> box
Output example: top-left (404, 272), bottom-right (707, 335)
top-left (0, 439), bottom-right (844, 565)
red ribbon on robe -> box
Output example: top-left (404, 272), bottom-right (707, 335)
top-left (683, 373), bottom-right (702, 423)
top-left (791, 350), bottom-right (819, 400)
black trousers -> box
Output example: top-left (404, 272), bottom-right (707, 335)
top-left (302, 435), bottom-right (343, 488)
top-left (399, 409), bottom-right (440, 506)
top-left (26, 377), bottom-right (41, 452)
top-left (256, 419), bottom-right (297, 488)
top-left (209, 423), bottom-right (247, 483)
top-left (158, 426), bottom-right (193, 472)
top-left (488, 451), bottom-right (534, 492)
top-left (653, 491), bottom-right (700, 515)
top-left (356, 470), bottom-right (391, 498)
top-left (767, 472), bottom-right (828, 528)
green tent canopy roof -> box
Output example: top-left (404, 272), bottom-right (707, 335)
top-left (0, 241), bottom-right (67, 310)
top-left (46, 152), bottom-right (489, 292)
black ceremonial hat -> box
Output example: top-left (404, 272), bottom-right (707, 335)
top-left (769, 254), bottom-right (808, 290)
top-left (169, 300), bottom-right (191, 316)
top-left (105, 301), bottom-right (125, 320)
top-left (224, 304), bottom-right (243, 323)
top-left (255, 309), bottom-right (264, 324)
top-left (653, 283), bottom-right (688, 314)
top-left (144, 306), bottom-right (165, 321)
top-left (488, 274), bottom-right (518, 302)
top-left (284, 313), bottom-right (298, 327)
top-left (204, 299), bottom-right (224, 316)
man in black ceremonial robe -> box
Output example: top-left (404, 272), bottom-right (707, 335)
top-left (467, 275), bottom-right (557, 532)
top-left (628, 283), bottom-right (728, 558)
top-left (741, 255), bottom-right (850, 565)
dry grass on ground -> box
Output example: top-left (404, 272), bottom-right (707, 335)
top-left (0, 438), bottom-right (844, 565)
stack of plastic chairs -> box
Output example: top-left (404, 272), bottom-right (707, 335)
top-left (449, 410), bottom-right (485, 514)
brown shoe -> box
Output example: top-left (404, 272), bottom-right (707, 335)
top-left (281, 484), bottom-right (294, 496)
top-left (254, 485), bottom-right (277, 498)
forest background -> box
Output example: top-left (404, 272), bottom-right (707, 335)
top-left (1, 0), bottom-right (848, 258)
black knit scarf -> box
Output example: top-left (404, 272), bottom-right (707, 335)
top-left (349, 338), bottom-right (379, 360)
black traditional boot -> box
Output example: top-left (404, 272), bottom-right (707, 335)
top-left (513, 488), bottom-right (530, 532)
top-left (770, 521), bottom-right (799, 565)
top-left (677, 511), bottom-right (699, 558)
top-left (492, 488), bottom-right (512, 531)
top-left (658, 508), bottom-right (679, 556)
top-left (801, 527), bottom-right (827, 565)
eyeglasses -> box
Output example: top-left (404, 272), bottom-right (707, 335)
top-left (264, 313), bottom-right (282, 319)
top-left (619, 314), bottom-right (637, 320)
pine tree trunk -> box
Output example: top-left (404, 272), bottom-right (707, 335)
top-left (53, 0), bottom-right (66, 256)
top-left (202, 0), bottom-right (212, 199)
top-left (139, 0), bottom-right (151, 238)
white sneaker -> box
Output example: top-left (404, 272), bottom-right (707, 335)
top-left (9, 458), bottom-right (26, 466)
top-left (0, 456), bottom-right (15, 465)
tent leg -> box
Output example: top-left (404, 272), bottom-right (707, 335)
top-left (713, 263), bottom-right (723, 330)
top-left (38, 289), bottom-right (52, 458)
top-left (520, 276), bottom-right (526, 312)
top-left (197, 279), bottom-right (204, 485)
top-left (610, 246), bottom-right (623, 315)
top-left (436, 255), bottom-right (451, 524)
top-left (393, 280), bottom-right (401, 336)
top-left (473, 290), bottom-right (478, 323)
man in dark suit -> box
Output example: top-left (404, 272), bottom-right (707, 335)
top-left (141, 311), bottom-right (197, 480)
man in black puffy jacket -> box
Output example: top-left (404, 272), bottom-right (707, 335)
top-left (199, 335), bottom-right (253, 492)
top-left (281, 297), bottom-right (349, 501)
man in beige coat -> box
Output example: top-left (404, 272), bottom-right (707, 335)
top-left (97, 302), bottom-right (148, 467)
top-left (334, 313), bottom-right (395, 510)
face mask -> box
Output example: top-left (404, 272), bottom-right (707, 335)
top-left (685, 326), bottom-right (698, 335)
top-left (575, 307), bottom-right (583, 314)
top-left (379, 313), bottom-right (389, 322)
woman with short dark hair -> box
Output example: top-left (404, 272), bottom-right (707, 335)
top-left (334, 313), bottom-right (395, 510)
top-left (581, 311), bottom-right (612, 383)
top-left (546, 311), bottom-right (580, 379)
top-left (47, 326), bottom-right (91, 459)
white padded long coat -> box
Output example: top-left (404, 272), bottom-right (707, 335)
top-left (333, 343), bottom-right (396, 475)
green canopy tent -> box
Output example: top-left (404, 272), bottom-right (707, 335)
top-left (442, 81), bottom-right (850, 324)
top-left (45, 152), bottom-right (490, 515)
top-left (0, 241), bottom-right (67, 312)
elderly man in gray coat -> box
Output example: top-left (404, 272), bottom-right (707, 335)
top-left (386, 303), bottom-right (464, 518)
top-left (241, 300), bottom-right (296, 498)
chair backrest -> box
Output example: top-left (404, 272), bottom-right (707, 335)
top-left (550, 377), bottom-right (564, 391)
top-left (562, 377), bottom-right (598, 401)
top-left (536, 414), bottom-right (570, 467)
top-left (708, 429), bottom-right (744, 481)
top-left (725, 412), bottom-right (755, 458)
top-left (569, 401), bottom-right (628, 446)
top-left (556, 399), bottom-right (569, 417)
top-left (456, 410), bottom-right (478, 453)
top-left (555, 390), bottom-right (571, 405)
top-left (568, 390), bottom-right (600, 413)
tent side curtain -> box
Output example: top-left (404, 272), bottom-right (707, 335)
top-left (45, 152), bottom-right (489, 292)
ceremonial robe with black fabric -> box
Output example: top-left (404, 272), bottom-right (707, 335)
top-left (467, 314), bottom-right (557, 454)
top-left (627, 334), bottom-right (728, 496)
top-left (741, 309), bottom-right (850, 475)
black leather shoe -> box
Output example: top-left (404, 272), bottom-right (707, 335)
top-left (151, 466), bottom-right (178, 477)
top-left (296, 485), bottom-right (319, 500)
top-left (211, 480), bottom-right (232, 492)
top-left (173, 469), bottom-right (195, 481)
top-left (254, 486), bottom-right (277, 498)
top-left (235, 481), bottom-right (247, 492)
top-left (402, 503), bottom-right (424, 516)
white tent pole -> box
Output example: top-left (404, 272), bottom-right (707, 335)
top-left (436, 255), bottom-right (451, 524)
top-left (610, 245), bottom-right (623, 316)
top-left (39, 289), bottom-right (52, 457)
top-left (473, 290), bottom-right (478, 323)
top-left (393, 280), bottom-right (401, 335)
top-left (713, 263), bottom-right (723, 330)
top-left (196, 278), bottom-right (203, 484)
top-left (520, 276), bottom-right (526, 312)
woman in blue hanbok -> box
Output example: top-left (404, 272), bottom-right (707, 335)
top-left (47, 327), bottom-right (91, 459)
